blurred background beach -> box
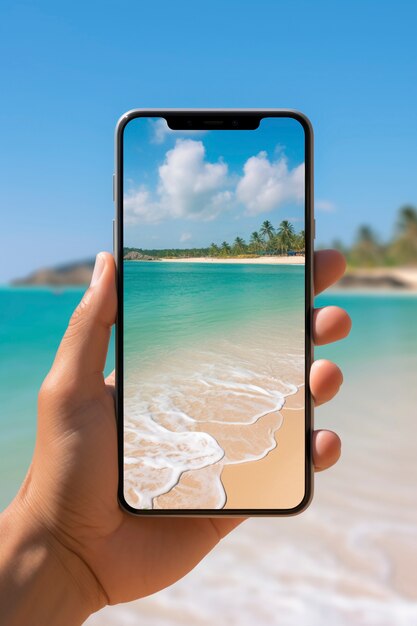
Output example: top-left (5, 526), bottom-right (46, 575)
top-left (1, 1), bottom-right (416, 624)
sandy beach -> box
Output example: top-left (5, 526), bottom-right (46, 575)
top-left (221, 387), bottom-right (306, 510)
top-left (160, 256), bottom-right (305, 265)
top-left (337, 267), bottom-right (417, 291)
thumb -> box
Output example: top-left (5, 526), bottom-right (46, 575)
top-left (51, 252), bottom-right (117, 395)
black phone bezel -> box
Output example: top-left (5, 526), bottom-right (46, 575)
top-left (115, 109), bottom-right (314, 517)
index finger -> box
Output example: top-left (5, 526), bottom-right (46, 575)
top-left (314, 250), bottom-right (346, 295)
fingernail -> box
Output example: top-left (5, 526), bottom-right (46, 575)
top-left (90, 253), bottom-right (105, 287)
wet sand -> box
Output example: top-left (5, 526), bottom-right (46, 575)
top-left (222, 390), bottom-right (306, 510)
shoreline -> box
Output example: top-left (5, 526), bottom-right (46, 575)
top-left (149, 386), bottom-right (306, 511)
top-left (336, 267), bottom-right (417, 292)
top-left (159, 255), bottom-right (305, 265)
top-left (9, 259), bottom-right (417, 291)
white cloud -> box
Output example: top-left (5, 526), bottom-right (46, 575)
top-left (158, 139), bottom-right (230, 220)
top-left (125, 142), bottom-right (305, 225)
top-left (124, 186), bottom-right (164, 224)
top-left (236, 151), bottom-right (304, 215)
top-left (315, 199), bottom-right (336, 212)
top-left (124, 139), bottom-right (231, 224)
top-left (180, 232), bottom-right (192, 242)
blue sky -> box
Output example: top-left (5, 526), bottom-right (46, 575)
top-left (0, 0), bottom-right (416, 281)
top-left (123, 117), bottom-right (305, 249)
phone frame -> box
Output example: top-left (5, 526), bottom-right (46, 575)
top-left (115, 109), bottom-right (314, 517)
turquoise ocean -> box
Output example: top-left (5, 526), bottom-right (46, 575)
top-left (1, 265), bottom-right (417, 624)
top-left (124, 261), bottom-right (304, 364)
top-left (123, 262), bottom-right (305, 509)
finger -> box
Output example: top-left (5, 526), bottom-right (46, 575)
top-left (208, 517), bottom-right (246, 539)
top-left (313, 429), bottom-right (341, 471)
top-left (313, 306), bottom-right (352, 345)
top-left (52, 252), bottom-right (117, 391)
top-left (310, 359), bottom-right (343, 406)
top-left (314, 250), bottom-right (346, 295)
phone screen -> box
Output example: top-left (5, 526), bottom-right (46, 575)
top-left (119, 113), bottom-right (311, 513)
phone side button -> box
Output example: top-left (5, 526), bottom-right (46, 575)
top-left (112, 219), bottom-right (115, 256)
top-left (112, 174), bottom-right (115, 202)
top-left (313, 218), bottom-right (316, 239)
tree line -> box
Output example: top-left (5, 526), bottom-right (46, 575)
top-left (332, 205), bottom-right (417, 267)
top-left (209, 220), bottom-right (304, 257)
top-left (124, 205), bottom-right (417, 266)
top-left (124, 220), bottom-right (305, 260)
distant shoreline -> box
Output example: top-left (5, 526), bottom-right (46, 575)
top-left (158, 256), bottom-right (305, 265)
top-left (336, 267), bottom-right (417, 292)
top-left (10, 260), bottom-right (417, 291)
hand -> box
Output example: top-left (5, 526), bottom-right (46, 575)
top-left (0, 250), bottom-right (351, 625)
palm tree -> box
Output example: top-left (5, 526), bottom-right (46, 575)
top-left (249, 231), bottom-right (262, 254)
top-left (209, 242), bottom-right (220, 257)
top-left (220, 241), bottom-right (231, 256)
top-left (294, 229), bottom-right (305, 253)
top-left (259, 220), bottom-right (275, 242)
top-left (276, 220), bottom-right (295, 254)
top-left (232, 236), bottom-right (246, 255)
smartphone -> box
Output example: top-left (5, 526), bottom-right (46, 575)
top-left (115, 109), bottom-right (314, 516)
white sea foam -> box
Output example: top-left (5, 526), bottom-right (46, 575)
top-left (124, 330), bottom-right (304, 509)
top-left (124, 408), bottom-right (225, 509)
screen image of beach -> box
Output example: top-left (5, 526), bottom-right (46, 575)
top-left (122, 116), bottom-right (306, 510)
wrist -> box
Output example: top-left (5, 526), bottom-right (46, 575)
top-left (0, 496), bottom-right (106, 626)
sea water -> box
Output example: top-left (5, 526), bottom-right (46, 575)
top-left (1, 276), bottom-right (417, 624)
top-left (0, 286), bottom-right (114, 507)
top-left (123, 262), bottom-right (304, 509)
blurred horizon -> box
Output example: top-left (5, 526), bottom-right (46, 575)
top-left (1, 1), bottom-right (417, 282)
top-left (7, 203), bottom-right (417, 285)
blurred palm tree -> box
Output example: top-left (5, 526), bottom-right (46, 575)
top-left (387, 205), bottom-right (417, 265)
top-left (349, 225), bottom-right (385, 267)
top-left (331, 238), bottom-right (348, 256)
top-left (397, 205), bottom-right (417, 235)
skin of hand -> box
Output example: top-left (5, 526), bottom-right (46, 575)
top-left (0, 249), bottom-right (351, 625)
